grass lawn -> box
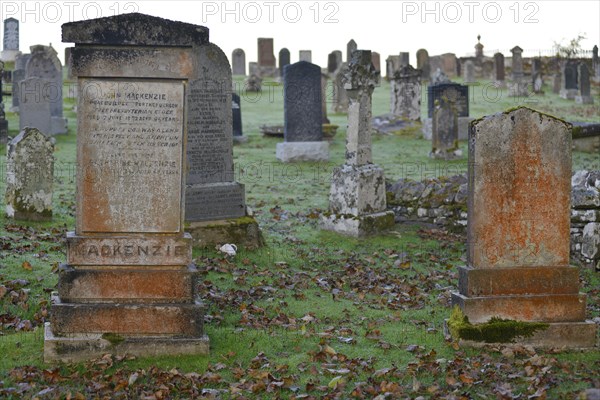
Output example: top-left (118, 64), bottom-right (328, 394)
top-left (0, 73), bottom-right (598, 399)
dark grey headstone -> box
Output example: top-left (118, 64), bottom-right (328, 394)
top-left (232, 48), bottom-right (246, 75)
top-left (564, 61), bottom-right (578, 89)
top-left (531, 58), bottom-right (542, 76)
top-left (279, 48), bottom-right (290, 75)
top-left (327, 52), bottom-right (338, 73)
top-left (399, 52), bottom-right (410, 67)
top-left (427, 83), bottom-right (469, 118)
top-left (19, 77), bottom-right (52, 134)
top-left (432, 98), bottom-right (458, 156)
top-left (232, 93), bottom-right (242, 137)
top-left (494, 52), bottom-right (505, 81)
top-left (578, 63), bottom-right (591, 96)
top-left (25, 45), bottom-right (64, 120)
top-left (283, 61), bottom-right (322, 142)
top-left (3, 18), bottom-right (19, 50)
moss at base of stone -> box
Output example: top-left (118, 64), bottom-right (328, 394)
top-left (448, 306), bottom-right (549, 344)
top-left (361, 213), bottom-right (395, 233)
top-left (101, 332), bottom-right (125, 345)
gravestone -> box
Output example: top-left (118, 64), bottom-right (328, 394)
top-left (399, 52), bottom-right (410, 67)
top-left (5, 127), bottom-right (54, 221)
top-left (390, 65), bottom-right (421, 121)
top-left (25, 45), bottom-right (67, 134)
top-left (45, 13), bottom-right (216, 362)
top-left (321, 72), bottom-right (330, 124)
top-left (371, 51), bottom-right (381, 73)
top-left (0, 61), bottom-right (7, 143)
top-left (423, 81), bottom-right (471, 141)
top-left (575, 63), bottom-right (593, 104)
top-left (277, 61), bottom-right (328, 162)
top-left (248, 61), bottom-right (259, 76)
top-left (11, 53), bottom-right (30, 111)
top-left (279, 48), bottom-right (290, 75)
top-left (331, 63), bottom-right (349, 113)
top-left (593, 45), bottom-right (599, 82)
top-left (232, 93), bottom-right (246, 143)
top-left (451, 107), bottom-right (597, 348)
top-left (552, 72), bottom-right (561, 94)
top-left (327, 51), bottom-right (339, 73)
top-left (1, 18), bottom-right (20, 61)
top-left (19, 77), bottom-right (52, 134)
top-left (299, 50), bottom-right (312, 62)
top-left (257, 38), bottom-right (277, 77)
top-left (385, 55), bottom-right (400, 79)
top-left (509, 45), bottom-right (529, 97)
top-left (531, 57), bottom-right (543, 94)
top-left (463, 60), bottom-right (475, 83)
top-left (346, 39), bottom-right (357, 62)
top-left (560, 60), bottom-right (579, 99)
top-left (482, 60), bottom-right (494, 80)
top-left (333, 50), bottom-right (342, 70)
top-left (321, 50), bottom-right (394, 237)
top-left (431, 68), bottom-right (450, 85)
top-left (440, 53), bottom-right (457, 77)
top-left (232, 48), bottom-right (246, 75)
top-left (416, 49), bottom-right (430, 80)
top-left (494, 52), bottom-right (505, 81)
top-left (430, 98), bottom-right (460, 159)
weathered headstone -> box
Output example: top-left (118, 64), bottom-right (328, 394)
top-left (10, 53), bottom-right (30, 111)
top-left (385, 55), bottom-right (400, 79)
top-left (390, 65), bottom-right (421, 121)
top-left (331, 63), bottom-right (349, 113)
top-left (346, 39), bottom-right (357, 62)
top-left (481, 59), bottom-right (494, 80)
top-left (278, 48), bottom-right (290, 75)
top-left (560, 60), bottom-right (579, 99)
top-left (552, 72), bottom-right (561, 94)
top-left (463, 60), bottom-right (475, 83)
top-left (493, 52), bottom-right (505, 82)
top-left (440, 53), bottom-right (457, 77)
top-left (423, 80), bottom-right (471, 140)
top-left (327, 51), bottom-right (339, 73)
top-left (257, 38), bottom-right (277, 77)
top-left (25, 44), bottom-right (67, 134)
top-left (321, 50), bottom-right (394, 237)
top-left (531, 57), bottom-right (543, 94)
top-left (45, 13), bottom-right (215, 362)
top-left (371, 51), bottom-right (381, 73)
top-left (593, 45), bottom-right (599, 82)
top-left (5, 127), bottom-right (53, 221)
top-left (399, 52), bottom-right (410, 67)
top-left (508, 45), bottom-right (529, 97)
top-left (430, 98), bottom-right (460, 159)
top-left (232, 93), bottom-right (246, 143)
top-left (277, 61), bottom-right (328, 162)
top-left (1, 18), bottom-right (20, 61)
top-left (575, 63), bottom-right (593, 104)
top-left (451, 107), bottom-right (597, 348)
top-left (232, 48), bottom-right (246, 75)
top-left (299, 50), bottom-right (312, 62)
top-left (416, 49), bottom-right (430, 79)
top-left (19, 77), bottom-right (52, 134)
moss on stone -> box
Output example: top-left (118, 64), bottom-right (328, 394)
top-left (102, 332), bottom-right (125, 345)
top-left (448, 306), bottom-right (549, 344)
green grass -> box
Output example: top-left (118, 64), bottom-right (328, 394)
top-left (0, 74), bottom-right (598, 398)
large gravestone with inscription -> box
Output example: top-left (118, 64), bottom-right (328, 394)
top-left (277, 61), bottom-right (329, 162)
top-left (25, 45), bottom-right (67, 134)
top-left (451, 107), bottom-right (597, 348)
top-left (1, 17), bottom-right (20, 62)
top-left (45, 13), bottom-right (214, 362)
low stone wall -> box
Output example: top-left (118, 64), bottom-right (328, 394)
top-left (387, 170), bottom-right (600, 269)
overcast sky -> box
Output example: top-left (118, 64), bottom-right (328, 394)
top-left (2, 0), bottom-right (599, 66)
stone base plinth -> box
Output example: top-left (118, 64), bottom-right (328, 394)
top-left (0, 49), bottom-right (20, 62)
top-left (44, 323), bottom-right (209, 363)
top-left (276, 141), bottom-right (329, 162)
top-left (320, 211), bottom-right (395, 238)
top-left (444, 319), bottom-right (597, 349)
top-left (422, 117), bottom-right (473, 140)
top-left (329, 164), bottom-right (387, 216)
top-left (451, 292), bottom-right (588, 324)
top-left (559, 89), bottom-right (578, 100)
top-left (575, 95), bottom-right (594, 104)
top-left (187, 214), bottom-right (264, 249)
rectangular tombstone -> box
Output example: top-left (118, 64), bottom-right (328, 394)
top-left (494, 52), bottom-right (505, 81)
top-left (451, 107), bottom-right (597, 348)
top-left (231, 48), bottom-right (246, 75)
top-left (45, 13), bottom-right (213, 362)
top-left (390, 65), bottom-right (421, 121)
top-left (427, 83), bottom-right (468, 118)
top-left (232, 93), bottom-right (243, 137)
top-left (278, 48), bottom-right (290, 75)
top-left (19, 77), bottom-right (52, 134)
top-left (431, 98), bottom-right (459, 159)
top-left (258, 38), bottom-right (275, 67)
top-left (299, 50), bottom-right (312, 62)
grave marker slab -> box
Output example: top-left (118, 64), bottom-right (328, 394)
top-left (430, 98), bottom-right (460, 159)
top-left (232, 48), bottom-right (246, 75)
top-left (1, 17), bottom-right (20, 61)
top-left (299, 50), bottom-right (312, 62)
top-left (19, 77), bottom-right (52, 134)
top-left (494, 52), bottom-right (505, 82)
top-left (509, 46), bottom-right (529, 97)
top-left (371, 51), bottom-right (381, 73)
top-left (560, 60), bottom-right (579, 99)
top-left (321, 50), bottom-right (394, 237)
top-left (5, 127), bottom-right (53, 221)
top-left (277, 61), bottom-right (328, 162)
top-left (390, 65), bottom-right (421, 121)
top-left (279, 48), bottom-right (290, 75)
top-left (575, 63), bottom-right (593, 104)
top-left (45, 13), bottom-right (214, 362)
top-left (451, 107), bottom-right (597, 348)
top-left (232, 93), bottom-right (246, 143)
top-left (416, 49), bottom-right (430, 79)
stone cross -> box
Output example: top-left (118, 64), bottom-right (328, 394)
top-left (342, 50), bottom-right (379, 166)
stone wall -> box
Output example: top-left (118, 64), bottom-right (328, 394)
top-left (387, 170), bottom-right (600, 269)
